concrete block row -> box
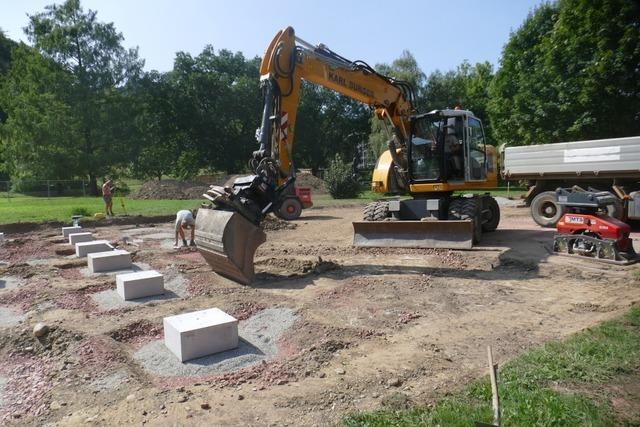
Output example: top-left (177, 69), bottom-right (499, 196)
top-left (76, 240), bottom-right (112, 258)
top-left (88, 249), bottom-right (131, 273)
top-left (62, 225), bottom-right (82, 237)
top-left (116, 270), bottom-right (164, 300)
top-left (164, 308), bottom-right (239, 362)
top-left (69, 232), bottom-right (93, 245)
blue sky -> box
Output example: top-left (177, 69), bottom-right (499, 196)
top-left (1, 0), bottom-right (543, 75)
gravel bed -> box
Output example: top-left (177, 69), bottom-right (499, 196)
top-left (0, 276), bottom-right (23, 292)
top-left (88, 368), bottom-right (131, 393)
top-left (0, 377), bottom-right (7, 408)
top-left (134, 308), bottom-right (297, 377)
top-left (0, 307), bottom-right (26, 328)
top-left (80, 262), bottom-right (151, 278)
top-left (91, 266), bottom-right (188, 310)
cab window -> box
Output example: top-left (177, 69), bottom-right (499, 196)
top-left (467, 117), bottom-right (486, 180)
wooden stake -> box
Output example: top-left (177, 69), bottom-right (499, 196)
top-left (487, 345), bottom-right (500, 426)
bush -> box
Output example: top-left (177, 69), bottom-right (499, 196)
top-left (324, 154), bottom-right (361, 199)
top-left (71, 207), bottom-right (91, 217)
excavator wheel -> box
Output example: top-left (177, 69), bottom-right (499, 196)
top-left (482, 196), bottom-right (500, 232)
top-left (449, 198), bottom-right (482, 244)
top-left (275, 197), bottom-right (302, 220)
top-left (363, 201), bottom-right (390, 221)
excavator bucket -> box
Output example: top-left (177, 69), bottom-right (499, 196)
top-left (195, 208), bottom-right (266, 285)
top-left (352, 220), bottom-right (474, 249)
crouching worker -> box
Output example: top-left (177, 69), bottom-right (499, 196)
top-left (174, 209), bottom-right (196, 249)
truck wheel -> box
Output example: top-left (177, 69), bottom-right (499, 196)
top-left (482, 197), bottom-right (500, 232)
top-left (275, 197), bottom-right (302, 220)
top-left (363, 201), bottom-right (389, 221)
top-left (530, 191), bottom-right (565, 227)
top-left (449, 198), bottom-right (482, 244)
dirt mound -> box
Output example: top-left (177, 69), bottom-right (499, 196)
top-left (262, 215), bottom-right (298, 231)
top-left (131, 179), bottom-right (209, 200)
top-left (255, 256), bottom-right (339, 278)
top-left (296, 172), bottom-right (327, 194)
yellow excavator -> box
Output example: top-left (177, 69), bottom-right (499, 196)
top-left (195, 27), bottom-right (500, 284)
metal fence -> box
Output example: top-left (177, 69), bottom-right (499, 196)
top-left (0, 180), bottom-right (91, 199)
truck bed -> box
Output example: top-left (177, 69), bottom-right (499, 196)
top-left (502, 136), bottom-right (640, 180)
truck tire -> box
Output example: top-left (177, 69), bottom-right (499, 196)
top-left (448, 198), bottom-right (482, 244)
top-left (482, 196), bottom-right (500, 232)
top-left (530, 191), bottom-right (565, 227)
top-left (363, 201), bottom-right (389, 221)
top-left (275, 197), bottom-right (302, 220)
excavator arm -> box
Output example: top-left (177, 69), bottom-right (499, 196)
top-left (196, 26), bottom-right (415, 284)
top-left (255, 26), bottom-right (413, 185)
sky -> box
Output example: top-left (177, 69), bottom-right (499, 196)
top-left (1, 0), bottom-right (543, 75)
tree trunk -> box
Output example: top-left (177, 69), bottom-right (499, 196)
top-left (88, 173), bottom-right (98, 196)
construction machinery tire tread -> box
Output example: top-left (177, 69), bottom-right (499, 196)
top-left (363, 201), bottom-right (390, 221)
top-left (449, 198), bottom-right (482, 244)
top-left (482, 196), bottom-right (500, 232)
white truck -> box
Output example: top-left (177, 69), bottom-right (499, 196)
top-left (502, 136), bottom-right (640, 226)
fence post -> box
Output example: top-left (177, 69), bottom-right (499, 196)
top-left (82, 180), bottom-right (86, 197)
top-left (47, 180), bottom-right (50, 199)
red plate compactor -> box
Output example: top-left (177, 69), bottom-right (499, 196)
top-left (552, 188), bottom-right (638, 264)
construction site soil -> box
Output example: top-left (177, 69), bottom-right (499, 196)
top-left (0, 204), bottom-right (639, 426)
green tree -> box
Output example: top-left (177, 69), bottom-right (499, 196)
top-left (167, 48), bottom-right (261, 178)
top-left (0, 29), bottom-right (17, 180)
top-left (368, 50), bottom-right (425, 158)
top-left (423, 61), bottom-right (494, 141)
top-left (0, 45), bottom-right (81, 181)
top-left (488, 0), bottom-right (640, 146)
top-left (24, 0), bottom-right (143, 192)
top-left (294, 83), bottom-right (370, 173)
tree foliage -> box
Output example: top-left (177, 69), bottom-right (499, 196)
top-left (324, 153), bottom-right (360, 199)
top-left (1, 0), bottom-right (639, 193)
top-left (489, 0), bottom-right (640, 146)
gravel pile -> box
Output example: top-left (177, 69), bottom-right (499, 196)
top-left (134, 308), bottom-right (297, 377)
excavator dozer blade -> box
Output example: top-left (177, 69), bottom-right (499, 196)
top-left (195, 208), bottom-right (267, 285)
top-left (352, 220), bottom-right (474, 250)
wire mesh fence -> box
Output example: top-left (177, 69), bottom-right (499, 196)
top-left (0, 180), bottom-right (90, 199)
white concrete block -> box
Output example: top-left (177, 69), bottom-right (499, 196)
top-left (75, 240), bottom-right (112, 258)
top-left (164, 308), bottom-right (238, 362)
top-left (116, 270), bottom-right (164, 300)
top-left (87, 249), bottom-right (131, 273)
top-left (62, 225), bottom-right (82, 237)
top-left (68, 232), bottom-right (93, 245)
top-left (0, 232), bottom-right (4, 242)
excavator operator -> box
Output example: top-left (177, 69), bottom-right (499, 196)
top-left (445, 122), bottom-right (463, 180)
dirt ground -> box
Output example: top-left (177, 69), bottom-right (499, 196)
top-left (0, 202), bottom-right (639, 426)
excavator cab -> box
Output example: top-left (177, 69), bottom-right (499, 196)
top-left (353, 110), bottom-right (498, 249)
top-left (407, 110), bottom-right (488, 186)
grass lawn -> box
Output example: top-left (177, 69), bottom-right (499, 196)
top-left (0, 187), bottom-right (526, 225)
top-left (343, 307), bottom-right (640, 426)
top-left (0, 194), bottom-right (204, 224)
